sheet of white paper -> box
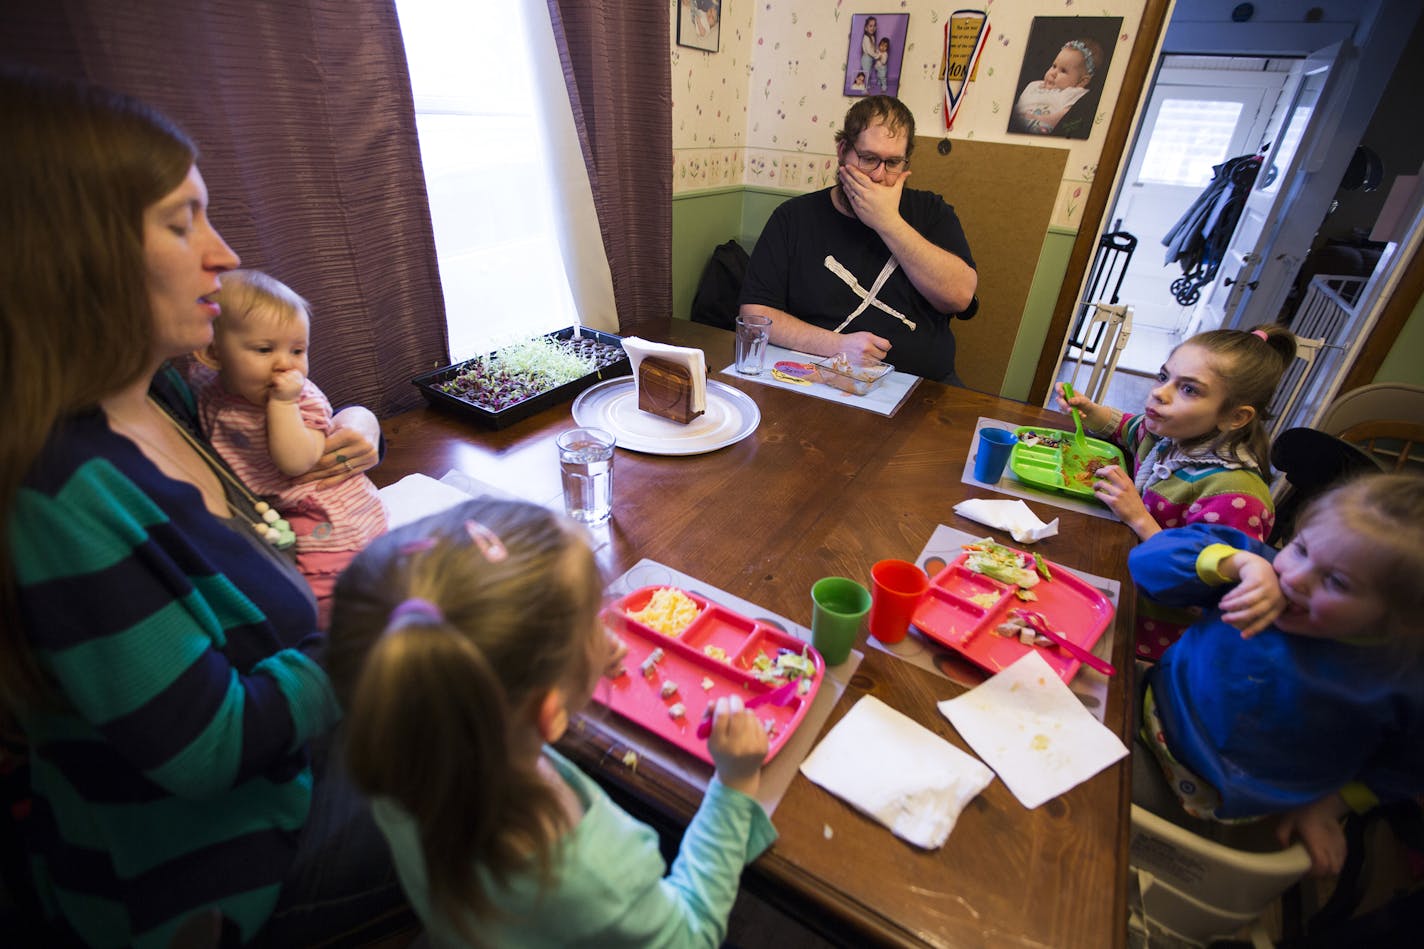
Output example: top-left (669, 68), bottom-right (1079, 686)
top-left (938, 651), bottom-right (1128, 810)
top-left (720, 344), bottom-right (918, 416)
top-left (379, 473), bottom-right (483, 529)
top-left (800, 695), bottom-right (994, 849)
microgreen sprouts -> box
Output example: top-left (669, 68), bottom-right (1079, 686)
top-left (438, 334), bottom-right (624, 412)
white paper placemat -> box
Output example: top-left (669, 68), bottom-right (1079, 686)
top-left (719, 344), bottom-right (919, 416)
top-left (962, 416), bottom-right (1122, 521)
top-left (938, 651), bottom-right (1129, 809)
top-left (379, 472), bottom-right (514, 529)
top-left (587, 559), bottom-right (861, 815)
top-left (866, 524), bottom-right (1120, 723)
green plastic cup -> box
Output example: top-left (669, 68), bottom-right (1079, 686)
top-left (810, 577), bottom-right (872, 666)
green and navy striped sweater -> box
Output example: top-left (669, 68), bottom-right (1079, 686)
top-left (11, 408), bottom-right (341, 948)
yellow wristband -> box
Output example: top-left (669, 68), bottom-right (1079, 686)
top-left (1196, 544), bottom-right (1241, 586)
top-left (1339, 782), bottom-right (1379, 815)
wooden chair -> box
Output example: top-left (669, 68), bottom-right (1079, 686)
top-left (1336, 419), bottom-right (1424, 472)
top-left (1318, 383), bottom-right (1424, 436)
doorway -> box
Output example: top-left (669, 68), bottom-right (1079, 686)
top-left (1102, 56), bottom-right (1291, 376)
top-left (1034, 0), bottom-right (1423, 411)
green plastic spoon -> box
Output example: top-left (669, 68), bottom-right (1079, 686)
top-left (1062, 382), bottom-right (1087, 449)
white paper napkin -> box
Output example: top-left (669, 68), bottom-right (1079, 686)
top-left (938, 651), bottom-right (1128, 810)
top-left (953, 498), bottom-right (1059, 544)
top-left (621, 337), bottom-right (707, 413)
top-left (799, 696), bottom-right (994, 849)
top-left (378, 473), bottom-right (479, 529)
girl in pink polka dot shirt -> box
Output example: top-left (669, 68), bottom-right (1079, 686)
top-left (1057, 324), bottom-right (1297, 659)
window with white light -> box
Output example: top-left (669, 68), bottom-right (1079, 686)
top-left (395, 0), bottom-right (579, 361)
top-left (1137, 98), bottom-right (1245, 187)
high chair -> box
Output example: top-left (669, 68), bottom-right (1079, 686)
top-left (1129, 803), bottom-right (1311, 947)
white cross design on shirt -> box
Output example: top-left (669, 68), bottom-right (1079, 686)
top-left (823, 254), bottom-right (917, 333)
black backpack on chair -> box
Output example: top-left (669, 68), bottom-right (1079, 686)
top-left (690, 239), bottom-right (749, 331)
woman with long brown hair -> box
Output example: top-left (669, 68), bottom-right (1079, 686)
top-left (1, 68), bottom-right (402, 947)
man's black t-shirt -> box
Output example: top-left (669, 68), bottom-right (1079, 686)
top-left (738, 187), bottom-right (976, 381)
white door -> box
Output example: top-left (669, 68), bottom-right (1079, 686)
top-left (1113, 72), bottom-right (1275, 345)
top-left (1189, 42), bottom-right (1354, 334)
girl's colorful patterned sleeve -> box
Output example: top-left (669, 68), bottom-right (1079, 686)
top-left (1177, 471), bottom-right (1275, 542)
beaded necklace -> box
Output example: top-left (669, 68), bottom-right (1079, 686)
top-left (110, 397), bottom-right (297, 550)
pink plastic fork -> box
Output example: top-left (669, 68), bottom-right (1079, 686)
top-left (1010, 609), bottom-right (1117, 677)
top-left (696, 679), bottom-right (800, 739)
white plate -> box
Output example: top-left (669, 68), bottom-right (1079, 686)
top-left (571, 378), bottom-right (760, 455)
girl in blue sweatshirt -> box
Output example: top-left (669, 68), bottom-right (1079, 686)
top-left (1131, 473), bottom-right (1424, 876)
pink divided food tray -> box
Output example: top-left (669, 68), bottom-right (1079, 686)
top-left (594, 587), bottom-right (825, 765)
top-left (909, 551), bottom-right (1115, 682)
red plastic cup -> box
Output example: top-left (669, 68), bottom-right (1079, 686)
top-left (868, 559), bottom-right (930, 645)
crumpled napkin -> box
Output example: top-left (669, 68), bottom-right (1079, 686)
top-left (938, 651), bottom-right (1128, 809)
top-left (799, 696), bottom-right (994, 850)
top-left (953, 498), bottom-right (1058, 543)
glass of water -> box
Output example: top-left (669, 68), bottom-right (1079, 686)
top-left (735, 313), bottom-right (772, 374)
top-left (556, 427), bottom-right (615, 525)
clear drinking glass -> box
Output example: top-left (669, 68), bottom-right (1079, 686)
top-left (557, 427), bottom-right (615, 524)
top-left (735, 314), bottom-right (772, 374)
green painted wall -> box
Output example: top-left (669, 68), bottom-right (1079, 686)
top-left (1374, 291), bottom-right (1424, 386)
top-left (671, 188), bottom-right (745, 322)
top-left (1002, 228), bottom-right (1077, 402)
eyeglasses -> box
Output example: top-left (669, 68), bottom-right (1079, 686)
top-left (851, 150), bottom-right (909, 174)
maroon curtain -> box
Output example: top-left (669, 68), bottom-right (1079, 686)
top-left (547, 0), bottom-right (672, 338)
top-left (0, 1), bottom-right (447, 417)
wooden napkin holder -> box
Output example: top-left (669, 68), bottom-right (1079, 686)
top-left (637, 356), bottom-right (704, 424)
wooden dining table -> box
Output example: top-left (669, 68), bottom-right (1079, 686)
top-left (370, 319), bottom-right (1138, 948)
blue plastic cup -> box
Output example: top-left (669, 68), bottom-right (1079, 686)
top-left (974, 427), bottom-right (1018, 483)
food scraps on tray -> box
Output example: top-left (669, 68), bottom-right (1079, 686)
top-left (599, 584), bottom-right (826, 765)
top-left (626, 587), bottom-right (701, 636)
top-left (962, 538), bottom-right (1044, 590)
top-left (1018, 430), bottom-right (1066, 449)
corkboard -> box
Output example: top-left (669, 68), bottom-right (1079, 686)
top-left (909, 136), bottom-right (1068, 394)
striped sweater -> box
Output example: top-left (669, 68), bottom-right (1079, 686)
top-left (197, 377), bottom-right (387, 554)
top-left (11, 409), bottom-right (341, 948)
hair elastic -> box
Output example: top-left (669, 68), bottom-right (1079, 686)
top-left (1064, 40), bottom-right (1096, 77)
top-left (465, 520), bottom-right (508, 562)
top-left (1251, 329), bottom-right (1269, 341)
top-left (388, 597), bottom-right (444, 626)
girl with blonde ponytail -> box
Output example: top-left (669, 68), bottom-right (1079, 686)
top-left (329, 499), bottom-right (776, 947)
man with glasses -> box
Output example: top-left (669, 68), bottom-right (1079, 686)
top-left (739, 96), bottom-right (978, 384)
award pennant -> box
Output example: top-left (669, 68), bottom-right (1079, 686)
top-left (943, 10), bottom-right (990, 131)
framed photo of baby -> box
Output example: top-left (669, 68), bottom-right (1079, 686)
top-left (1007, 16), bottom-right (1122, 140)
top-left (844, 13), bottom-right (909, 98)
top-left (677, 0), bottom-right (721, 53)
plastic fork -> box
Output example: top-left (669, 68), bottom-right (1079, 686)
top-left (1062, 382), bottom-right (1088, 450)
top-left (1010, 609), bottom-right (1116, 677)
top-left (696, 679), bottom-right (800, 739)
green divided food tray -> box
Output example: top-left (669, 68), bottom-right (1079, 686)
top-left (1009, 426), bottom-right (1127, 500)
